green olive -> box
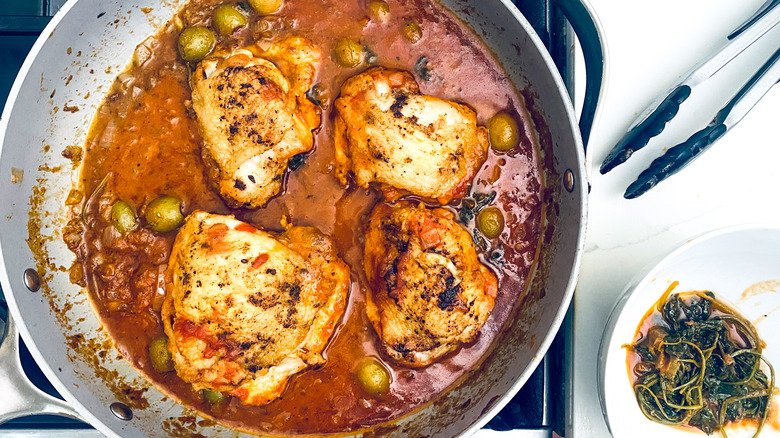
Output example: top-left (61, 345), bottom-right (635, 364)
top-left (333, 38), bottom-right (363, 68)
top-left (111, 200), bottom-right (138, 234)
top-left (367, 1), bottom-right (390, 22)
top-left (148, 337), bottom-right (174, 373)
top-left (213, 5), bottom-right (247, 35)
top-left (178, 26), bottom-right (216, 62)
top-left (248, 0), bottom-right (283, 15)
top-left (203, 389), bottom-right (227, 404)
top-left (145, 196), bottom-right (184, 233)
top-left (476, 206), bottom-right (505, 239)
top-left (402, 21), bottom-right (422, 43)
top-left (355, 357), bottom-right (391, 395)
top-left (488, 112), bottom-right (520, 152)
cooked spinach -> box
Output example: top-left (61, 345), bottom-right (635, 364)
top-left (628, 284), bottom-right (775, 437)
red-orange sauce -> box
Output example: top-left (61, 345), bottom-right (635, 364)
top-left (64, 0), bottom-right (545, 434)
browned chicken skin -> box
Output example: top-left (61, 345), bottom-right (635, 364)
top-left (334, 67), bottom-right (489, 204)
top-left (162, 211), bottom-right (350, 405)
top-left (191, 36), bottom-right (321, 209)
top-left (363, 202), bottom-right (498, 367)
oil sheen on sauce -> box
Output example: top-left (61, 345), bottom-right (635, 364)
top-left (65, 0), bottom-right (545, 434)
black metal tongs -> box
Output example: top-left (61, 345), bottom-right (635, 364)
top-left (600, 0), bottom-right (780, 199)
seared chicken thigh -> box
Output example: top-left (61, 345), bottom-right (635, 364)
top-left (162, 211), bottom-right (349, 405)
top-left (191, 36), bottom-right (320, 209)
top-left (334, 67), bottom-right (489, 204)
top-left (363, 202), bottom-right (498, 367)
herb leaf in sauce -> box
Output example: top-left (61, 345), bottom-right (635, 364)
top-left (305, 85), bottom-right (327, 108)
top-left (628, 283), bottom-right (775, 437)
top-left (458, 190), bottom-right (496, 224)
top-left (364, 46), bottom-right (378, 65)
top-left (459, 191), bottom-right (497, 253)
top-left (414, 55), bottom-right (432, 81)
top-left (287, 153), bottom-right (307, 171)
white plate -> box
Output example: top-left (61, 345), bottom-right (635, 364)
top-left (598, 225), bottom-right (780, 438)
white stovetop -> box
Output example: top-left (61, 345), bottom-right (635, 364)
top-left (571, 0), bottom-right (780, 437)
top-left (2, 2), bottom-right (776, 437)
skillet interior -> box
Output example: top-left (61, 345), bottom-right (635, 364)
top-left (0, 0), bottom-right (585, 436)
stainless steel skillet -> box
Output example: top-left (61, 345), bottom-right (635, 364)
top-left (0, 0), bottom-right (603, 435)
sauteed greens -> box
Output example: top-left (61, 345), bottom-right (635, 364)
top-left (627, 282), bottom-right (775, 437)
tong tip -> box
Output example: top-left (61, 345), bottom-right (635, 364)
top-left (600, 148), bottom-right (632, 174)
top-left (623, 179), bottom-right (653, 199)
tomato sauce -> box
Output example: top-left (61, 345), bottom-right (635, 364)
top-left (64, 0), bottom-right (545, 434)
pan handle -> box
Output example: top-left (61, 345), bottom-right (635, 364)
top-left (552, 0), bottom-right (607, 152)
top-left (0, 310), bottom-right (85, 424)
